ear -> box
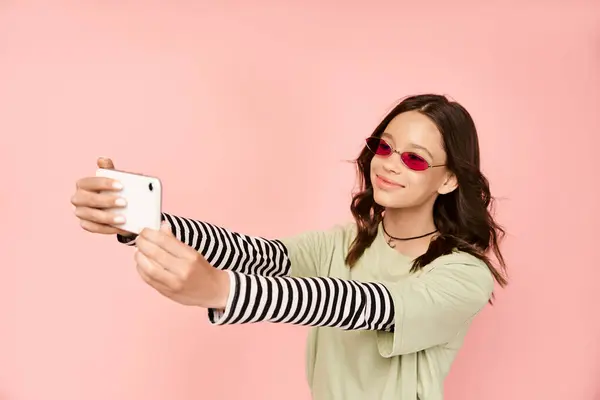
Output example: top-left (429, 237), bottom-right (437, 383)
top-left (437, 172), bottom-right (458, 195)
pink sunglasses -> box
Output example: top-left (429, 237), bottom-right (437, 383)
top-left (365, 137), bottom-right (445, 172)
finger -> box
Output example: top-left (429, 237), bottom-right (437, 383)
top-left (79, 219), bottom-right (122, 235)
top-left (74, 206), bottom-right (125, 226)
top-left (136, 234), bottom-right (181, 274)
top-left (135, 259), bottom-right (174, 294)
top-left (159, 221), bottom-right (172, 234)
top-left (71, 190), bottom-right (127, 209)
top-left (76, 176), bottom-right (123, 192)
top-left (135, 262), bottom-right (175, 295)
top-left (135, 250), bottom-right (182, 291)
top-left (97, 157), bottom-right (115, 169)
top-left (139, 226), bottom-right (197, 260)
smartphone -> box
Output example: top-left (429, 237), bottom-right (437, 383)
top-left (95, 168), bottom-right (163, 235)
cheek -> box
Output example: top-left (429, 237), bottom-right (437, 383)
top-left (370, 157), bottom-right (380, 170)
top-left (369, 157), bottom-right (382, 177)
top-left (402, 173), bottom-right (441, 202)
top-left (403, 171), bottom-right (429, 189)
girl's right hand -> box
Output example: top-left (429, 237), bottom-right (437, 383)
top-left (70, 157), bottom-right (133, 237)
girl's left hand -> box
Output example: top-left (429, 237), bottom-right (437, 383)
top-left (134, 222), bottom-right (230, 309)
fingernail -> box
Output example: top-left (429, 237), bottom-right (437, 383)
top-left (112, 181), bottom-right (123, 190)
top-left (114, 215), bottom-right (126, 224)
top-left (115, 197), bottom-right (127, 206)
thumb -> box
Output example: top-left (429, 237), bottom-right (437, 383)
top-left (160, 221), bottom-right (173, 235)
top-left (97, 157), bottom-right (115, 169)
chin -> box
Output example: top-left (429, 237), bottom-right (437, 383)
top-left (373, 188), bottom-right (411, 209)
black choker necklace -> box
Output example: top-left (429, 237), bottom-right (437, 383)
top-left (382, 222), bottom-right (438, 248)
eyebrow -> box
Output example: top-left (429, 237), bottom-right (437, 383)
top-left (381, 132), bottom-right (434, 159)
top-left (409, 144), bottom-right (434, 160)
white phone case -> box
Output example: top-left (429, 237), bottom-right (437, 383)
top-left (95, 168), bottom-right (163, 235)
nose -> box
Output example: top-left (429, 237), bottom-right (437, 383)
top-left (382, 151), bottom-right (403, 174)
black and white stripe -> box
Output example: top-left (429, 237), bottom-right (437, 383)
top-left (209, 271), bottom-right (396, 332)
top-left (117, 212), bottom-right (291, 277)
top-left (119, 212), bottom-right (397, 332)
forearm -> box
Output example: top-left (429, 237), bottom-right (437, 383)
top-left (208, 272), bottom-right (395, 332)
top-left (118, 213), bottom-right (291, 277)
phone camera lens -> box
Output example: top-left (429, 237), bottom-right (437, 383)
top-left (148, 182), bottom-right (154, 191)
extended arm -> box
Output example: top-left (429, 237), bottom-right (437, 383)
top-left (208, 254), bottom-right (494, 341)
top-left (119, 213), bottom-right (291, 277)
top-left (209, 272), bottom-right (396, 332)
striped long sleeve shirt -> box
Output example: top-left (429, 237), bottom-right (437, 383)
top-left (118, 213), bottom-right (395, 332)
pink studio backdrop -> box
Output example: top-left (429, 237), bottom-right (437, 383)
top-left (1, 2), bottom-right (599, 400)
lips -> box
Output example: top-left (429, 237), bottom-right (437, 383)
top-left (375, 174), bottom-right (404, 188)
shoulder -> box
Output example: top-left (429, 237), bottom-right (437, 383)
top-left (279, 221), bottom-right (357, 247)
top-left (420, 251), bottom-right (495, 299)
top-left (334, 220), bottom-right (359, 243)
top-left (432, 250), bottom-right (489, 268)
top-left (277, 221), bottom-right (357, 277)
top-left (278, 222), bottom-right (356, 253)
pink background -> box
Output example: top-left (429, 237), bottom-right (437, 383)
top-left (1, 2), bottom-right (599, 399)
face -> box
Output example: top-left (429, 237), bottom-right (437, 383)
top-left (369, 111), bottom-right (458, 210)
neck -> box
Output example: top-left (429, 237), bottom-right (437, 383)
top-left (382, 206), bottom-right (437, 239)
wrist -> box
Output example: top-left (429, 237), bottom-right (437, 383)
top-left (211, 269), bottom-right (231, 311)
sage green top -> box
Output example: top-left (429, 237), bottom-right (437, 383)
top-left (121, 213), bottom-right (494, 399)
top-left (280, 222), bottom-right (494, 400)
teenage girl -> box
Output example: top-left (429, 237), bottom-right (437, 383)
top-left (70, 94), bottom-right (507, 400)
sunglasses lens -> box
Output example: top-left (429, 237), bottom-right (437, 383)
top-left (401, 152), bottom-right (430, 171)
top-left (365, 137), bottom-right (392, 156)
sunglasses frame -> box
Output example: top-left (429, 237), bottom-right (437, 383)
top-left (364, 136), bottom-right (446, 171)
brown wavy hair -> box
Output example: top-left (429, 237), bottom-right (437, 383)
top-left (345, 94), bottom-right (508, 290)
